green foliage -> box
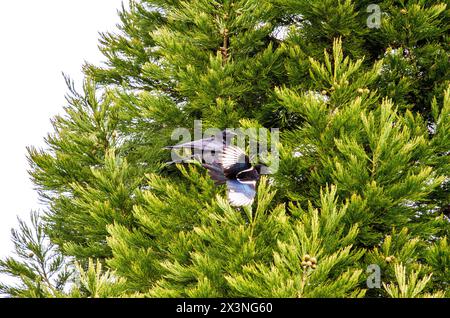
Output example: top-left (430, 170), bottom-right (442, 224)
top-left (147, 177), bottom-right (289, 297)
top-left (68, 259), bottom-right (130, 298)
top-left (1, 0), bottom-right (449, 298)
top-left (28, 83), bottom-right (136, 261)
top-left (84, 0), bottom-right (169, 91)
top-left (106, 164), bottom-right (219, 292)
top-left (276, 40), bottom-right (447, 247)
top-left (0, 212), bottom-right (72, 298)
top-left (383, 263), bottom-right (444, 298)
top-left (424, 237), bottom-right (450, 296)
top-left (225, 186), bottom-right (365, 298)
top-left (0, 212), bottom-right (132, 298)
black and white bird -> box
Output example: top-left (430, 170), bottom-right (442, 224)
top-left (165, 130), bottom-right (266, 207)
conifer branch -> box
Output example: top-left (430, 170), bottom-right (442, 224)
top-left (221, 28), bottom-right (229, 65)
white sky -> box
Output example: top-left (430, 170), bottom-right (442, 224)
top-left (0, 1), bottom-right (127, 267)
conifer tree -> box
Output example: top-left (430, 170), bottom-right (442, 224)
top-left (1, 0), bottom-right (448, 298)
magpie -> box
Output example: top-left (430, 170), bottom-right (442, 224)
top-left (165, 130), bottom-right (266, 207)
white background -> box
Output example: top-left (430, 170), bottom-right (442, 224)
top-left (0, 0), bottom-right (127, 274)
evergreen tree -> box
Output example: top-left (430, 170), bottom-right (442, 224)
top-left (1, 0), bottom-right (448, 298)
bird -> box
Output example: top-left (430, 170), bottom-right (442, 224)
top-left (165, 130), bottom-right (266, 207)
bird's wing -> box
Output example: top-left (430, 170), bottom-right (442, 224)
top-left (164, 136), bottom-right (216, 150)
top-left (202, 163), bottom-right (227, 185)
top-left (220, 145), bottom-right (249, 170)
top-left (226, 180), bottom-right (256, 207)
top-left (165, 130), bottom-right (236, 151)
